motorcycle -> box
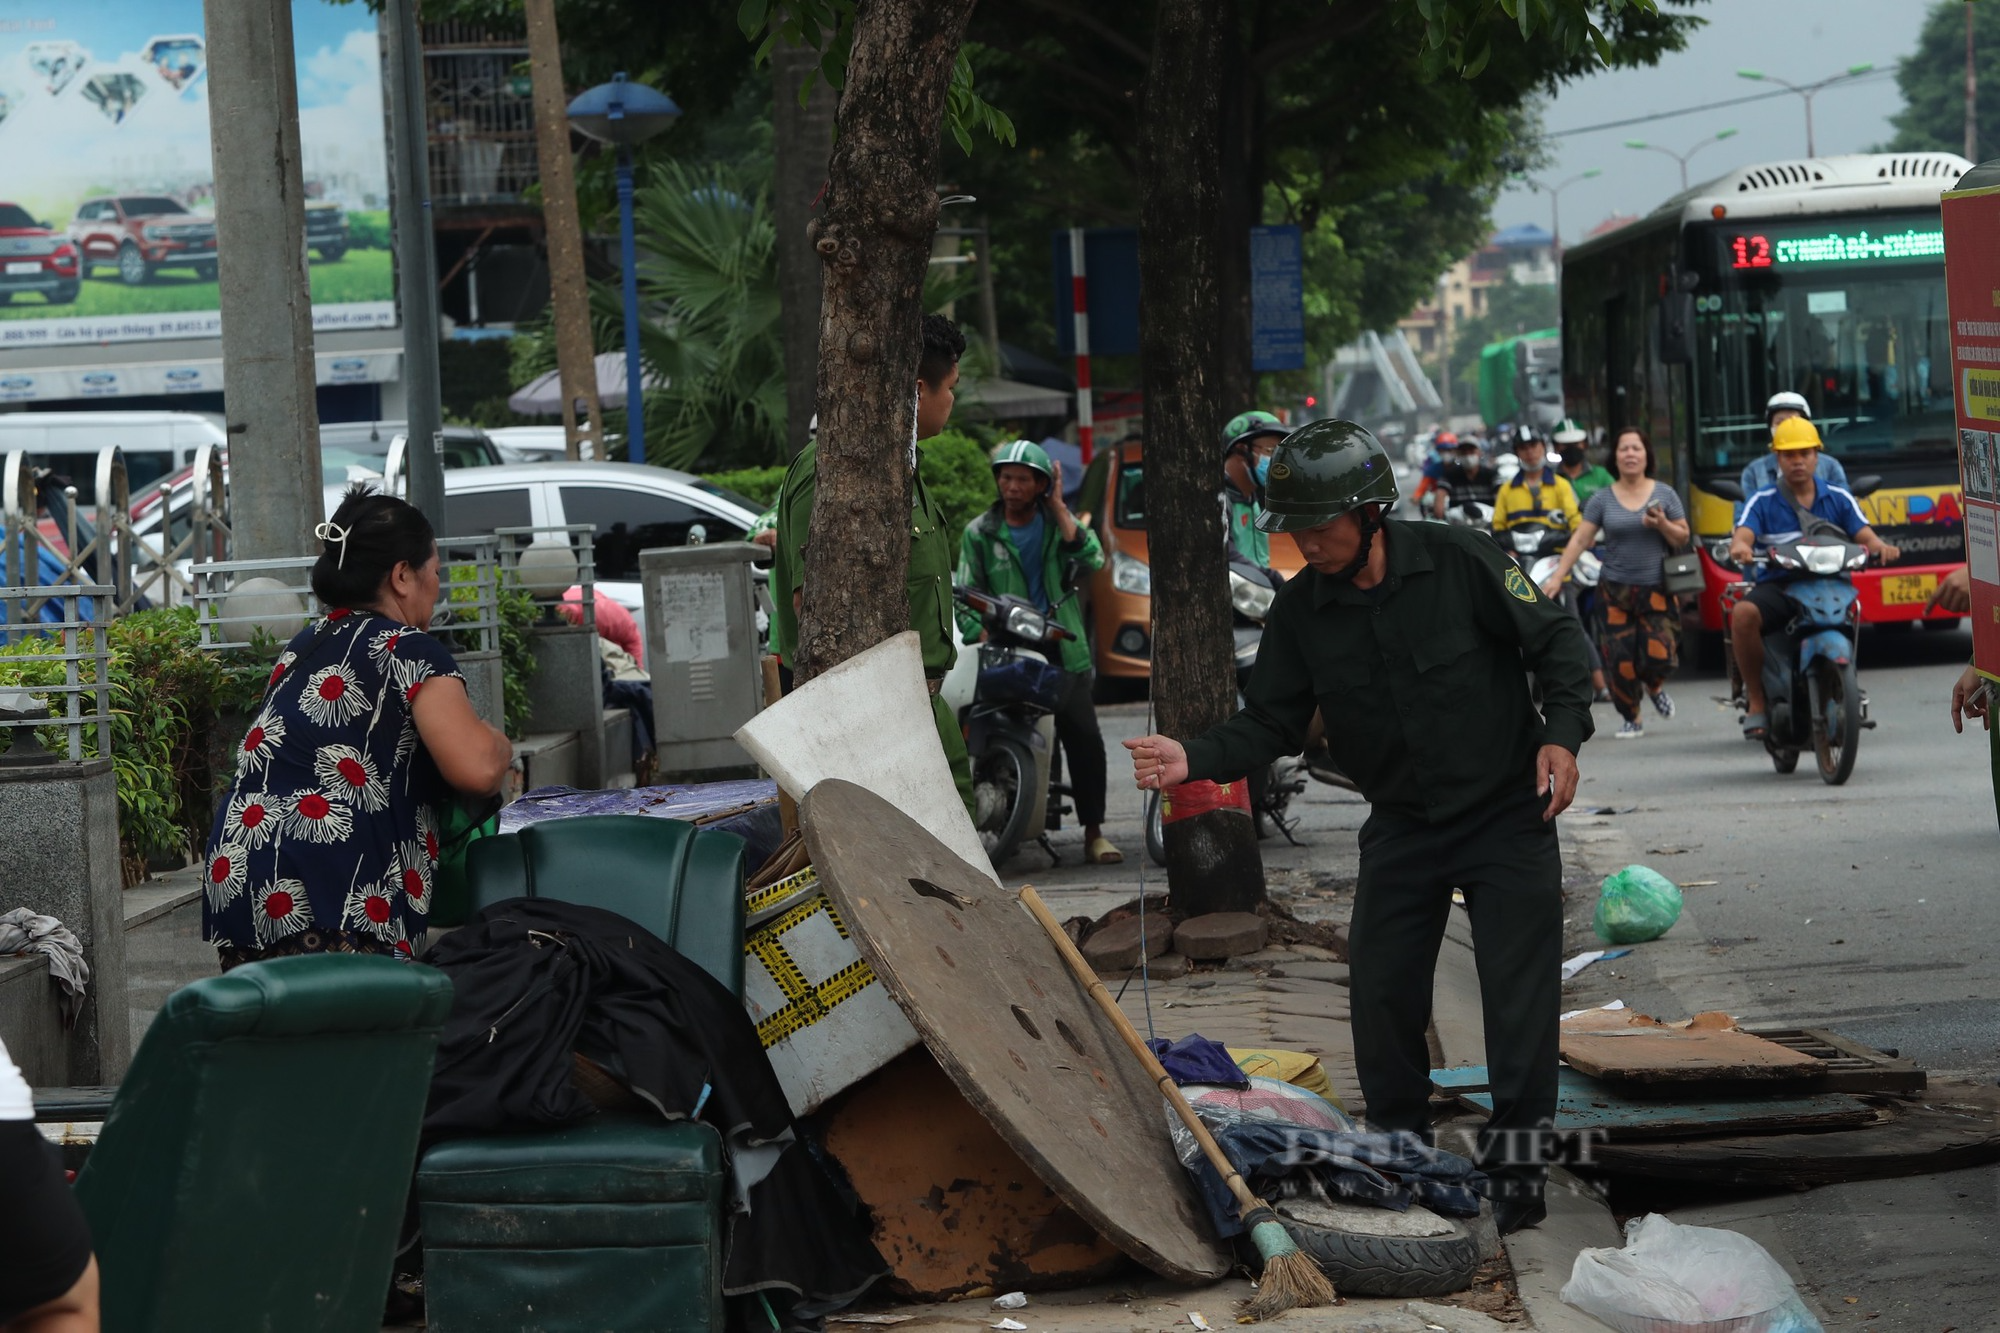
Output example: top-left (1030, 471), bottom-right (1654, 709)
top-left (1143, 557), bottom-right (1313, 866)
top-left (1726, 539), bottom-right (1877, 785)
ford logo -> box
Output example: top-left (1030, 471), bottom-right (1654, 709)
top-left (164, 369), bottom-right (199, 382)
top-left (331, 358), bottom-right (364, 372)
top-left (0, 377), bottom-right (33, 390)
top-left (81, 373), bottom-right (116, 385)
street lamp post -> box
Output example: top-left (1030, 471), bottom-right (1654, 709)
top-left (568, 73), bottom-right (681, 465)
top-left (1737, 64), bottom-right (1875, 158)
top-left (1529, 168), bottom-right (1601, 255)
top-left (1624, 128), bottom-right (1740, 191)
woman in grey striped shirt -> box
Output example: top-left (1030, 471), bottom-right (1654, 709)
top-left (1542, 428), bottom-right (1690, 738)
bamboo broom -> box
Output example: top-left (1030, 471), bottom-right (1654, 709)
top-left (1018, 887), bottom-right (1337, 1318)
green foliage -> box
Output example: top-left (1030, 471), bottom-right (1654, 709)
top-left (0, 608), bottom-right (267, 882)
top-left (446, 568), bottom-right (539, 739)
top-left (701, 466), bottom-right (787, 509)
top-left (441, 340), bottom-right (532, 432)
top-left (1885, 1), bottom-right (2000, 155)
top-left (922, 428), bottom-right (1001, 549)
top-left (345, 209), bottom-right (391, 250)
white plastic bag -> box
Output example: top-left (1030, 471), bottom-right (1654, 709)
top-left (1560, 1214), bottom-right (1822, 1332)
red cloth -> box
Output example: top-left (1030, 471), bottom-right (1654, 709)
top-left (558, 587), bottom-right (643, 666)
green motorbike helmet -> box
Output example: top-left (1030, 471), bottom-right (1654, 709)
top-left (1254, 418), bottom-right (1400, 533)
top-left (1222, 409), bottom-right (1286, 455)
top-left (992, 438), bottom-right (1055, 482)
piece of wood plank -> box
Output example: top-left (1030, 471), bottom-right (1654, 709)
top-left (1583, 1091), bottom-right (2000, 1187)
top-left (1560, 1008), bottom-right (1823, 1084)
top-left (1435, 1065), bottom-right (1878, 1141)
top-left (802, 781), bottom-right (1230, 1285)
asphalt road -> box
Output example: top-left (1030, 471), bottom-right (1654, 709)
top-left (1007, 619), bottom-right (1995, 1326)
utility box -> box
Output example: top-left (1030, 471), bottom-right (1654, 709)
top-left (641, 543), bottom-right (763, 780)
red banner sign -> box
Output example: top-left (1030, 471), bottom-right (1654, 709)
top-left (1940, 181), bottom-right (2000, 682)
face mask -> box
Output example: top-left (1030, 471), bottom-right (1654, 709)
top-left (1253, 454), bottom-right (1272, 487)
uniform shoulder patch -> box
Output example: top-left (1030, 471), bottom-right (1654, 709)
top-left (1503, 566), bottom-right (1537, 603)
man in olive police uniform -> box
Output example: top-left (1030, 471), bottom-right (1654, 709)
top-left (1126, 419), bottom-right (1594, 1231)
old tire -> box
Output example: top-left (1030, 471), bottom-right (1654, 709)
top-left (1276, 1198), bottom-right (1483, 1298)
top-left (1144, 789), bottom-right (1166, 867)
top-left (972, 735), bottom-right (1037, 867)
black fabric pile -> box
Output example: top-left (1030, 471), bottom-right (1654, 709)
top-left (421, 898), bottom-right (886, 1319)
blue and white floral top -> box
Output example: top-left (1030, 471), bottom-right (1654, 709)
top-left (202, 608), bottom-right (463, 956)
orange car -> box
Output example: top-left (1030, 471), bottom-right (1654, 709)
top-left (1078, 436), bottom-right (1303, 689)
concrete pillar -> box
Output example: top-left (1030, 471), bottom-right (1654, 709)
top-left (0, 760), bottom-right (129, 1083)
top-left (203, 0), bottom-right (323, 560)
top-left (383, 0), bottom-right (446, 528)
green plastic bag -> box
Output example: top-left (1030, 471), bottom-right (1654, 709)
top-left (1593, 864), bottom-right (1682, 944)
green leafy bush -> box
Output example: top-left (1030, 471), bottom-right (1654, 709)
top-left (923, 429), bottom-right (999, 549)
top-left (701, 465), bottom-right (786, 510)
top-left (446, 568), bottom-right (539, 740)
top-left (345, 209), bottom-right (391, 250)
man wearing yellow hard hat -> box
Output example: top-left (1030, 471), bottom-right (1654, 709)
top-left (1727, 416), bottom-right (1900, 741)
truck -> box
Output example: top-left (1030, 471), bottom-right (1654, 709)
top-left (1477, 329), bottom-right (1564, 435)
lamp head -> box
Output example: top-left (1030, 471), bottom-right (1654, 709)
top-left (567, 73), bottom-right (681, 146)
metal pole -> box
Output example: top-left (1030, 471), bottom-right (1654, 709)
top-left (524, 0), bottom-right (605, 462)
top-left (1068, 226), bottom-right (1093, 465)
top-left (977, 217), bottom-right (1001, 372)
top-left (202, 0), bottom-right (322, 561)
top-left (384, 0), bottom-right (444, 528)
top-left (1803, 88), bottom-right (1816, 158)
top-left (1969, 0), bottom-right (1980, 163)
top-left (618, 144), bottom-right (645, 464)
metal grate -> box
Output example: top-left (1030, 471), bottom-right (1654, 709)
top-left (422, 24), bottom-right (539, 207)
top-left (494, 524), bottom-right (596, 629)
top-left (0, 584), bottom-right (115, 762)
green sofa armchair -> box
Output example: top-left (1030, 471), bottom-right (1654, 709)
top-left (73, 954), bottom-right (454, 1333)
top-left (416, 814), bottom-right (748, 1333)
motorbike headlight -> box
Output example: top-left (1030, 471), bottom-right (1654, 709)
top-left (1845, 550), bottom-right (1869, 570)
top-left (1112, 549), bottom-right (1150, 595)
top-left (1801, 546), bottom-right (1845, 576)
top-left (1706, 540), bottom-right (1736, 570)
top-left (1004, 605), bottom-right (1049, 640)
top-left (1771, 550), bottom-right (1800, 570)
top-left (1229, 571), bottom-right (1276, 621)
top-left (1511, 529), bottom-right (1542, 552)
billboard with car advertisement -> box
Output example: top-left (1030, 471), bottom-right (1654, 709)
top-left (0, 0), bottom-right (392, 350)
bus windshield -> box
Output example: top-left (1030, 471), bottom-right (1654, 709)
top-left (1692, 222), bottom-right (1953, 473)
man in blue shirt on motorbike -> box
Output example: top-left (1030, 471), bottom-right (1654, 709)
top-left (1735, 392), bottom-right (1847, 523)
top-left (1728, 416), bottom-right (1898, 740)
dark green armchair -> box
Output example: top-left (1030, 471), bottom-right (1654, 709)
top-left (74, 954), bottom-right (454, 1333)
top-left (416, 814), bottom-right (748, 1333)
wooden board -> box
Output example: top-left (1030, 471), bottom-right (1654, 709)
top-left (1584, 1092), bottom-right (2000, 1187)
top-left (1432, 1065), bottom-right (1879, 1141)
top-left (821, 1048), bottom-right (1125, 1297)
top-left (1559, 1008), bottom-right (1824, 1084)
top-left (802, 781), bottom-right (1230, 1284)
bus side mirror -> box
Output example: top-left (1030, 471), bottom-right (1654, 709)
top-left (1655, 294), bottom-right (1695, 365)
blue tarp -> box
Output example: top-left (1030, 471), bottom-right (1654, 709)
top-left (0, 537), bottom-right (93, 628)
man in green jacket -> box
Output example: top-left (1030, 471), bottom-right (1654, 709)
top-left (1125, 419), bottom-right (1593, 1234)
top-left (1221, 409), bottom-right (1286, 567)
top-left (769, 314), bottom-right (972, 814)
top-left (957, 440), bottom-right (1119, 864)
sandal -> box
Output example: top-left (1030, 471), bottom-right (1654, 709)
top-left (1741, 712), bottom-right (1768, 741)
top-left (1087, 836), bottom-right (1124, 865)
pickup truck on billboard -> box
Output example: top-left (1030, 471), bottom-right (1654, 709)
top-left (0, 204), bottom-right (80, 305)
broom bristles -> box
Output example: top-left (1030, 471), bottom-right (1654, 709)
top-left (1242, 1210), bottom-right (1337, 1318)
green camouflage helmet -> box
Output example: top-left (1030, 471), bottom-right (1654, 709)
top-left (1222, 409), bottom-right (1286, 455)
top-left (1254, 418), bottom-right (1400, 533)
top-left (992, 439), bottom-right (1055, 482)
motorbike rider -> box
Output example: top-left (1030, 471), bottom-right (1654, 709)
top-left (771, 314), bottom-right (973, 812)
top-left (1553, 419), bottom-right (1612, 506)
top-left (1431, 435), bottom-right (1498, 519)
top-left (1493, 430), bottom-right (1582, 538)
top-left (1124, 420), bottom-right (1593, 1234)
top-left (1409, 429), bottom-right (1456, 511)
top-left (957, 440), bottom-right (1119, 865)
top-left (1222, 410), bottom-right (1287, 566)
top-left (1738, 392), bottom-right (1848, 518)
top-left (1729, 416), bottom-right (1900, 741)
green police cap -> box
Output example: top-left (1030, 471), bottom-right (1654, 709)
top-left (1222, 410), bottom-right (1286, 454)
top-left (992, 439), bottom-right (1055, 480)
top-left (1254, 418), bottom-right (1400, 533)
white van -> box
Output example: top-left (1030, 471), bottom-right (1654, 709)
top-left (0, 409), bottom-right (227, 504)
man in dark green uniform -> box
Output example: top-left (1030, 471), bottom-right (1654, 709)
top-left (769, 314), bottom-right (974, 814)
top-left (1126, 419), bottom-right (1593, 1232)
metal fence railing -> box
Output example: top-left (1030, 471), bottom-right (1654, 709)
top-left (495, 524), bottom-right (596, 630)
top-left (423, 28), bottom-right (538, 207)
top-left (0, 584), bottom-right (114, 763)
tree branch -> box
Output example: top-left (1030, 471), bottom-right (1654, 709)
top-left (1248, 0), bottom-right (1390, 77)
top-left (1016, 0), bottom-right (1152, 66)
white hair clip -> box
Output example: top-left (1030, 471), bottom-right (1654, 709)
top-left (314, 520), bottom-right (351, 569)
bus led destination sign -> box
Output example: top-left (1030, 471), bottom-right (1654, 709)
top-left (1725, 222), bottom-right (1945, 271)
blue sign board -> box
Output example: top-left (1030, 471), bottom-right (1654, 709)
top-left (1050, 228), bottom-right (1141, 357)
top-left (1250, 224), bottom-right (1306, 373)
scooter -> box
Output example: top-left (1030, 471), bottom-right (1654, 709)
top-left (1142, 557), bottom-right (1312, 866)
top-left (1727, 539), bottom-right (1877, 785)
top-left (941, 585), bottom-right (1072, 866)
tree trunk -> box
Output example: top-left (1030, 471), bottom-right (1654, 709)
top-left (795, 0), bottom-right (978, 683)
top-left (772, 36), bottom-right (839, 461)
top-left (1139, 0), bottom-right (1266, 914)
top-left (1215, 5), bottom-right (1257, 415)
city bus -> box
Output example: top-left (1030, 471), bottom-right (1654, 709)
top-left (1561, 151), bottom-right (1972, 643)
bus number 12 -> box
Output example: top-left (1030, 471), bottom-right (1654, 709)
top-left (1731, 234), bottom-right (1773, 269)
